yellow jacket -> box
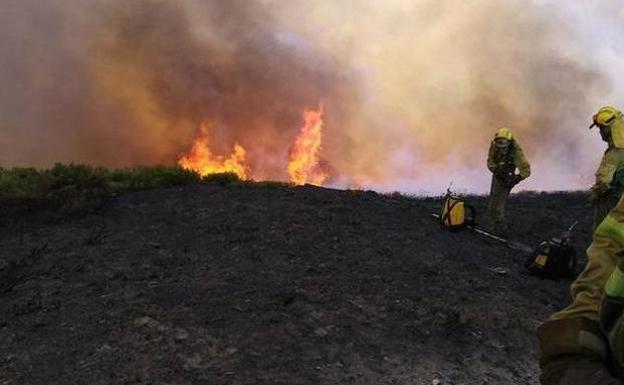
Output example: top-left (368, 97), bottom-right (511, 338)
top-left (595, 146), bottom-right (624, 194)
top-left (538, 197), bottom-right (624, 383)
top-left (487, 139), bottom-right (531, 179)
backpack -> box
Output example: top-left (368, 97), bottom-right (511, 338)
top-left (525, 236), bottom-right (577, 280)
top-left (440, 193), bottom-right (476, 232)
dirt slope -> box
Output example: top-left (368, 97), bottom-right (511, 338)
top-left (0, 184), bottom-right (593, 385)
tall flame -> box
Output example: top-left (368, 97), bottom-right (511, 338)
top-left (178, 122), bottom-right (249, 179)
top-left (288, 105), bottom-right (328, 186)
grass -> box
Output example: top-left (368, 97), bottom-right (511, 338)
top-left (201, 171), bottom-right (242, 186)
top-left (0, 164), bottom-right (204, 200)
top-left (0, 164), bottom-right (249, 217)
top-left (0, 163), bottom-right (322, 218)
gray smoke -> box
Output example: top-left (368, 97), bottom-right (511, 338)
top-left (0, 0), bottom-right (620, 192)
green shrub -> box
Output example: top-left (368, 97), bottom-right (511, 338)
top-left (0, 164), bottom-right (198, 201)
top-left (111, 166), bottom-right (201, 190)
top-left (0, 167), bottom-right (49, 199)
top-left (202, 172), bottom-right (241, 185)
top-left (49, 163), bottom-right (109, 190)
top-left (0, 164), bottom-right (287, 216)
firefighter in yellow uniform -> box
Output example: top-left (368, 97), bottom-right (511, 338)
top-left (486, 128), bottom-right (531, 236)
top-left (538, 198), bottom-right (624, 384)
top-left (537, 107), bottom-right (624, 384)
top-left (590, 106), bottom-right (624, 230)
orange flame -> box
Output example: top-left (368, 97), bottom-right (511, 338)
top-left (288, 105), bottom-right (328, 186)
top-left (178, 122), bottom-right (249, 179)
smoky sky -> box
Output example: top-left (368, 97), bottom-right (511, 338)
top-left (0, 0), bottom-right (617, 192)
top-left (0, 0), bottom-right (353, 178)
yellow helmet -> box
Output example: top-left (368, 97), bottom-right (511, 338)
top-left (590, 106), bottom-right (622, 129)
top-left (590, 106), bottom-right (624, 149)
top-left (495, 127), bottom-right (513, 141)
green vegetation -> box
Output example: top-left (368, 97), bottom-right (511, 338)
top-left (0, 164), bottom-right (250, 216)
top-left (201, 171), bottom-right (242, 186)
top-left (108, 165), bottom-right (203, 190)
top-left (0, 164), bottom-right (203, 200)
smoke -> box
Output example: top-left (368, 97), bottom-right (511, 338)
top-left (0, 0), bottom-right (352, 179)
top-left (0, 0), bottom-right (620, 193)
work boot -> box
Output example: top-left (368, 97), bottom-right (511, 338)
top-left (538, 317), bottom-right (620, 384)
top-left (550, 357), bottom-right (623, 385)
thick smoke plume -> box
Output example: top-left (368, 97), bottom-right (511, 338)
top-left (0, 0), bottom-right (621, 193)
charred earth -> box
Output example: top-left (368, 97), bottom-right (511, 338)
top-left (0, 183), bottom-right (592, 385)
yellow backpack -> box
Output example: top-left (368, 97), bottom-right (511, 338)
top-left (440, 193), bottom-right (476, 232)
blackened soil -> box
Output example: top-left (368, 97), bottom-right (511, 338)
top-left (0, 184), bottom-right (593, 385)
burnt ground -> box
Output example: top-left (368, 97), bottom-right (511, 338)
top-left (0, 184), bottom-right (594, 385)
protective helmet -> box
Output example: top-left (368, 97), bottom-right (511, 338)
top-left (495, 127), bottom-right (513, 140)
top-left (590, 106), bottom-right (622, 129)
top-left (590, 106), bottom-right (624, 149)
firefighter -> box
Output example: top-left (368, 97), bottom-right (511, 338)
top-left (536, 107), bottom-right (624, 384)
top-left (537, 198), bottom-right (624, 384)
top-left (589, 106), bottom-right (624, 230)
top-left (486, 127), bottom-right (531, 236)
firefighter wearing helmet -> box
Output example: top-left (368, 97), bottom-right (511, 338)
top-left (486, 127), bottom-right (531, 236)
top-left (538, 196), bottom-right (624, 385)
top-left (536, 107), bottom-right (624, 384)
top-left (589, 106), bottom-right (624, 230)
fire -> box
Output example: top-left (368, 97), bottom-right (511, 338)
top-left (179, 104), bottom-right (329, 185)
top-left (288, 105), bottom-right (328, 186)
top-left (178, 122), bottom-right (249, 179)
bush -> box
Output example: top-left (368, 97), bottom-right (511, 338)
top-left (110, 166), bottom-right (201, 190)
top-left (0, 165), bottom-right (226, 201)
top-left (49, 163), bottom-right (109, 190)
top-left (202, 172), bottom-right (241, 185)
top-left (0, 164), bottom-right (286, 217)
top-left (0, 167), bottom-right (48, 200)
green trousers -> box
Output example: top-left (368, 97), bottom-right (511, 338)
top-left (538, 197), bottom-right (624, 383)
top-left (486, 176), bottom-right (511, 235)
